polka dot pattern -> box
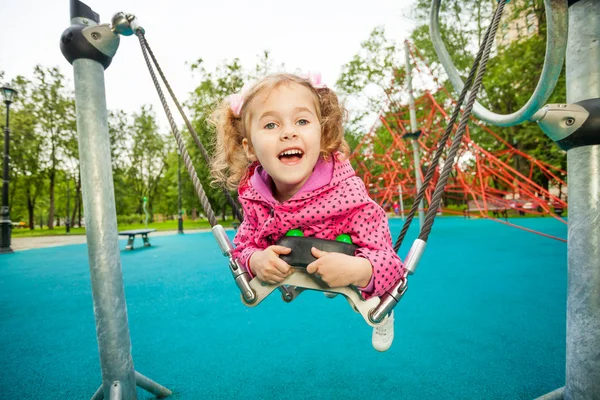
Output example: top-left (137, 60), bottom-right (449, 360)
top-left (231, 157), bottom-right (405, 299)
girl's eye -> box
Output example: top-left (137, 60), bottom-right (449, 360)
top-left (297, 119), bottom-right (309, 126)
top-left (264, 122), bottom-right (277, 129)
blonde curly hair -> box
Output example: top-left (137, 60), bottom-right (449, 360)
top-left (210, 73), bottom-right (350, 190)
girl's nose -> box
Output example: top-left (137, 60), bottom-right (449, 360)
top-left (280, 128), bottom-right (298, 141)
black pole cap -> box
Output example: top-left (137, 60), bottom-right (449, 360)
top-left (60, 25), bottom-right (113, 69)
top-left (71, 0), bottom-right (99, 23)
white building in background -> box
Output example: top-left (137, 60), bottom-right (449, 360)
top-left (496, 2), bottom-right (539, 47)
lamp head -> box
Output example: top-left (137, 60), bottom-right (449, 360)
top-left (1, 85), bottom-right (17, 104)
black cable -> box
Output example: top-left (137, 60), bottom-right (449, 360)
top-left (418, 0), bottom-right (506, 242)
top-left (393, 17), bottom-right (496, 253)
top-left (136, 30), bottom-right (219, 227)
top-left (141, 36), bottom-right (244, 223)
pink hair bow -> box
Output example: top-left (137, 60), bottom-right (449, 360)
top-left (228, 82), bottom-right (253, 116)
top-left (303, 71), bottom-right (327, 89)
top-left (228, 93), bottom-right (244, 116)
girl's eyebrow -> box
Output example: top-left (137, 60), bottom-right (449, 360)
top-left (258, 106), bottom-right (314, 121)
top-left (293, 106), bottom-right (314, 115)
top-left (258, 111), bottom-right (279, 120)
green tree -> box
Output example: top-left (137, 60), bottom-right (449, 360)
top-left (125, 105), bottom-right (171, 220)
top-left (31, 65), bottom-right (76, 229)
top-left (108, 109), bottom-right (135, 216)
top-left (340, 0), bottom-right (566, 196)
top-left (186, 58), bottom-right (246, 220)
top-left (1, 75), bottom-right (47, 229)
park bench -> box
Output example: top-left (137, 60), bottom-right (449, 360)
top-left (465, 199), bottom-right (509, 220)
top-left (118, 229), bottom-right (156, 250)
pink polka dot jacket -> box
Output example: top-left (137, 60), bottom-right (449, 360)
top-left (232, 153), bottom-right (405, 299)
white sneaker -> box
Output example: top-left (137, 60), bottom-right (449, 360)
top-left (324, 292), bottom-right (338, 298)
top-left (372, 311), bottom-right (394, 352)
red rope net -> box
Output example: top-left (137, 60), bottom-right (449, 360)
top-left (349, 42), bottom-right (567, 241)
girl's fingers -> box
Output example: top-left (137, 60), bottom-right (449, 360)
top-left (273, 257), bottom-right (292, 274)
top-left (269, 245), bottom-right (292, 255)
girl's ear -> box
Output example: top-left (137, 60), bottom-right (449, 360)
top-left (242, 138), bottom-right (257, 162)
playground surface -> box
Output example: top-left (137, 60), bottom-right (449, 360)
top-left (0, 217), bottom-right (567, 399)
top-left (10, 228), bottom-right (211, 251)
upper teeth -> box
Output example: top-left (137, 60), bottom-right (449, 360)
top-left (280, 149), bottom-right (303, 156)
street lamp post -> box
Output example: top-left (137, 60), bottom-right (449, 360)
top-left (177, 151), bottom-right (184, 234)
top-left (1, 85), bottom-right (17, 254)
top-left (66, 175), bottom-right (71, 234)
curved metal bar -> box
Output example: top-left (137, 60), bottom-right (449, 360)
top-left (241, 270), bottom-right (386, 328)
top-left (430, 0), bottom-right (568, 127)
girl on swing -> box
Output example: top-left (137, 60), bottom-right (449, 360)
top-left (210, 72), bottom-right (404, 351)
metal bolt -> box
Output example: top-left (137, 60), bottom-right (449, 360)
top-left (565, 117), bottom-right (575, 126)
top-left (82, 19), bottom-right (88, 25)
top-left (91, 32), bottom-right (101, 40)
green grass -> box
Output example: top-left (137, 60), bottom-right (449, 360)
top-left (388, 209), bottom-right (567, 219)
top-left (11, 219), bottom-right (236, 238)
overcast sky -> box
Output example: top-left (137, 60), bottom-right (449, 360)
top-left (0, 0), bottom-right (417, 130)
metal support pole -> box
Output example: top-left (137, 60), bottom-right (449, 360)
top-left (135, 371), bottom-right (172, 398)
top-left (61, 5), bottom-right (136, 397)
top-left (565, 1), bottom-right (600, 398)
top-left (536, 387), bottom-right (565, 400)
top-left (177, 152), bottom-right (183, 234)
top-left (404, 41), bottom-right (425, 229)
top-left (61, 5), bottom-right (171, 399)
top-left (398, 184), bottom-right (405, 220)
top-left (66, 175), bottom-right (71, 233)
top-left (73, 58), bottom-right (137, 399)
top-left (0, 101), bottom-right (13, 254)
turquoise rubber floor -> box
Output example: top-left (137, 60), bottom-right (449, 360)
top-left (0, 217), bottom-right (567, 399)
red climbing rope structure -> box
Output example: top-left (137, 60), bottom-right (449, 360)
top-left (350, 42), bottom-right (568, 241)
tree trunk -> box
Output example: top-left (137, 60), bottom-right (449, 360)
top-left (48, 171), bottom-right (56, 229)
top-left (70, 175), bottom-right (80, 227)
top-left (539, 174), bottom-right (550, 200)
top-left (77, 192), bottom-right (82, 227)
top-left (27, 194), bottom-right (35, 230)
top-left (558, 182), bottom-right (563, 200)
top-left (70, 193), bottom-right (78, 228)
top-left (221, 206), bottom-right (228, 221)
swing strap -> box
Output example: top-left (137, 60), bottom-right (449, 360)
top-left (136, 30), bottom-right (244, 223)
top-left (394, 0), bottom-right (507, 253)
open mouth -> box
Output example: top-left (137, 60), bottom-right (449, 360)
top-left (278, 149), bottom-right (304, 164)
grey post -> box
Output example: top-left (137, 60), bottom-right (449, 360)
top-left (565, 1), bottom-right (600, 398)
top-left (73, 56), bottom-right (137, 399)
top-left (61, 1), bottom-right (171, 398)
top-left (430, 0), bottom-right (598, 397)
top-left (404, 41), bottom-right (425, 229)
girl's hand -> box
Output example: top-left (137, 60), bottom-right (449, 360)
top-left (249, 245), bottom-right (293, 284)
top-left (306, 247), bottom-right (373, 288)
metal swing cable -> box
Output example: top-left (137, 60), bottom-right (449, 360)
top-left (139, 34), bottom-right (244, 223)
top-left (393, 22), bottom-right (494, 253)
top-left (136, 30), bottom-right (219, 227)
top-left (418, 0), bottom-right (506, 242)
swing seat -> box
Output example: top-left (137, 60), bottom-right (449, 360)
top-left (212, 225), bottom-right (406, 328)
top-left (276, 236), bottom-right (357, 268)
top-left (239, 235), bottom-right (390, 327)
top-left (243, 270), bottom-right (387, 327)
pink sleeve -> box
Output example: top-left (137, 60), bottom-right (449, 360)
top-left (348, 202), bottom-right (405, 299)
top-left (231, 208), bottom-right (262, 279)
